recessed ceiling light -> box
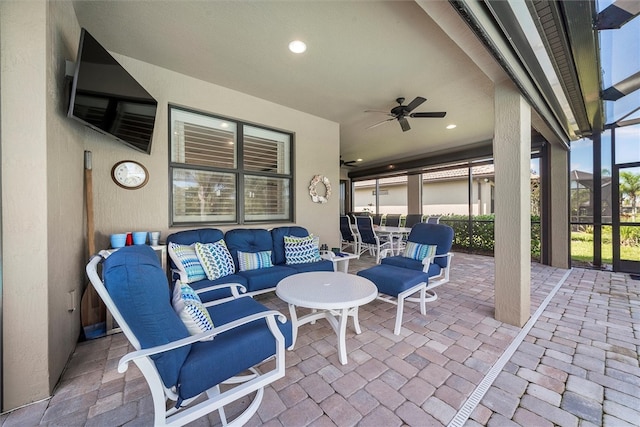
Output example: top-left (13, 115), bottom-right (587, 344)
top-left (288, 40), bottom-right (307, 54)
top-left (446, 124), bottom-right (457, 129)
top-left (357, 158), bottom-right (363, 162)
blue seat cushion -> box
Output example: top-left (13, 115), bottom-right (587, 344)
top-left (406, 223), bottom-right (454, 269)
top-left (236, 265), bottom-right (296, 292)
top-left (270, 226), bottom-right (310, 265)
top-left (189, 273), bottom-right (248, 302)
top-left (103, 245), bottom-right (190, 390)
top-left (286, 259), bottom-right (334, 273)
top-left (166, 228), bottom-right (225, 280)
top-left (177, 297), bottom-right (292, 400)
top-left (357, 264), bottom-right (430, 297)
top-left (225, 228), bottom-right (274, 269)
top-left (381, 256), bottom-right (442, 277)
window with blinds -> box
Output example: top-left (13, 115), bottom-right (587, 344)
top-left (170, 106), bottom-right (293, 225)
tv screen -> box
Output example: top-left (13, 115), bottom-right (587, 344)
top-left (67, 28), bottom-right (157, 154)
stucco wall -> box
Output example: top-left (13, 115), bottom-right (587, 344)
top-left (1, 0), bottom-right (340, 411)
top-left (85, 53), bottom-right (340, 250)
top-left (2, 0), bottom-right (51, 409)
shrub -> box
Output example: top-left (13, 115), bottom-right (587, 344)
top-left (440, 214), bottom-right (541, 259)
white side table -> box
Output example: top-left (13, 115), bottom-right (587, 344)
top-left (276, 271), bottom-right (377, 365)
top-left (321, 251), bottom-right (360, 273)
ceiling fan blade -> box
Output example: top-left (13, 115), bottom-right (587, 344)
top-left (364, 109), bottom-right (393, 115)
top-left (366, 118), bottom-right (395, 130)
top-left (405, 96), bottom-right (426, 113)
top-left (410, 111), bottom-right (447, 118)
top-left (399, 117), bottom-right (411, 132)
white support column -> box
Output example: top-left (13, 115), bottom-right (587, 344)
top-left (493, 82), bottom-right (531, 327)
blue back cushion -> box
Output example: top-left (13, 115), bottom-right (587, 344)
top-left (407, 223), bottom-right (454, 268)
top-left (166, 228), bottom-right (225, 272)
top-left (271, 226), bottom-right (309, 265)
top-left (225, 228), bottom-right (274, 269)
top-left (103, 245), bottom-right (191, 389)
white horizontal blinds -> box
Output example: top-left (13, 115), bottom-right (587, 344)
top-left (244, 176), bottom-right (290, 221)
top-left (112, 102), bottom-right (156, 149)
top-left (169, 106), bottom-right (293, 224)
top-left (171, 109), bottom-right (237, 168)
top-left (243, 126), bottom-right (290, 173)
top-left (172, 168), bottom-right (236, 223)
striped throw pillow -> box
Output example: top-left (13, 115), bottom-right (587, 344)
top-left (194, 240), bottom-right (235, 280)
top-left (404, 242), bottom-right (437, 263)
top-left (168, 242), bottom-right (206, 283)
top-left (237, 250), bottom-right (273, 271)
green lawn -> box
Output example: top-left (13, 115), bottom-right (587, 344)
top-left (571, 239), bottom-right (640, 264)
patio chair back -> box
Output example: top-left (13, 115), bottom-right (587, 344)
top-left (384, 214), bottom-right (401, 227)
top-left (404, 214), bottom-right (423, 228)
top-left (426, 216), bottom-right (441, 224)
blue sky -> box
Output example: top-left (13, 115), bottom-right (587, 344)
top-left (570, 1), bottom-right (639, 173)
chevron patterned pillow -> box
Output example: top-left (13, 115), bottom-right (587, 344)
top-left (194, 240), bottom-right (235, 280)
top-left (284, 235), bottom-right (321, 265)
top-left (172, 281), bottom-right (214, 341)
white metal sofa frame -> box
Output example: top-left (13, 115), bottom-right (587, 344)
top-left (86, 249), bottom-right (287, 426)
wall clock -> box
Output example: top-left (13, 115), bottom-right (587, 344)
top-left (111, 160), bottom-right (149, 190)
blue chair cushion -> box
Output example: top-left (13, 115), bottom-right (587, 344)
top-left (236, 265), bottom-right (296, 292)
top-left (286, 259), bottom-right (334, 273)
top-left (381, 256), bottom-right (443, 277)
top-left (177, 297), bottom-right (292, 400)
top-left (189, 274), bottom-right (248, 303)
top-left (166, 228), bottom-right (225, 278)
top-left (357, 264), bottom-right (430, 297)
top-left (271, 226), bottom-right (310, 265)
top-left (406, 223), bottom-right (453, 269)
top-left (103, 245), bottom-right (190, 390)
top-left (225, 228), bottom-right (274, 269)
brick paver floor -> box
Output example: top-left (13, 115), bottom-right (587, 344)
top-left (1, 253), bottom-right (637, 426)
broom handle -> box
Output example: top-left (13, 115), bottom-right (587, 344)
top-left (85, 151), bottom-right (95, 256)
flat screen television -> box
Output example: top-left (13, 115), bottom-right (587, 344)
top-left (67, 28), bottom-right (157, 154)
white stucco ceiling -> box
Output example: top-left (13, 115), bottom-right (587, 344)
top-left (72, 0), bottom-right (502, 170)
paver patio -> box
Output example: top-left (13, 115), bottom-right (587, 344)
top-left (2, 252), bottom-right (638, 426)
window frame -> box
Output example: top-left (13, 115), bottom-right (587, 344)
top-left (169, 105), bottom-right (294, 226)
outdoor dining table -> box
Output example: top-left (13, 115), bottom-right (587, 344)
top-left (373, 225), bottom-right (413, 255)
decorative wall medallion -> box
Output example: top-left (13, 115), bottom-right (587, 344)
top-left (309, 174), bottom-right (331, 203)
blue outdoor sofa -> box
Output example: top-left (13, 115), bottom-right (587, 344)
top-left (166, 226), bottom-right (334, 302)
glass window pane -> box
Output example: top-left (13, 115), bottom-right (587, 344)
top-left (378, 176), bottom-right (407, 215)
top-left (615, 123), bottom-right (640, 165)
top-left (602, 130), bottom-right (613, 224)
top-left (243, 126), bottom-right (291, 174)
top-left (422, 166), bottom-right (469, 216)
top-left (353, 179), bottom-right (376, 214)
top-left (171, 109), bottom-right (237, 169)
top-left (244, 175), bottom-right (290, 221)
top-left (172, 168), bottom-right (236, 223)
top-left (570, 138), bottom-right (594, 224)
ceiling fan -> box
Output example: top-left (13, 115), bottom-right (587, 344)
top-left (366, 96), bottom-right (446, 132)
top-left (340, 156), bottom-right (357, 167)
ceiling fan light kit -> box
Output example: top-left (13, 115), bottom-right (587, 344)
top-left (366, 96), bottom-right (447, 132)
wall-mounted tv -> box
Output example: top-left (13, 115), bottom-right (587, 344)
top-left (67, 28), bottom-right (157, 154)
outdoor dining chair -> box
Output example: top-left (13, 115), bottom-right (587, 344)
top-left (86, 245), bottom-right (291, 426)
top-left (355, 215), bottom-right (391, 263)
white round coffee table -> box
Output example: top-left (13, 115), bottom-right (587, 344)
top-left (276, 271), bottom-right (377, 365)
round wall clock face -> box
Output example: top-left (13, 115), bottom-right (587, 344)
top-left (111, 160), bottom-right (149, 190)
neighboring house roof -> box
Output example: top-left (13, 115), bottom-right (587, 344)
top-left (354, 164), bottom-right (539, 188)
